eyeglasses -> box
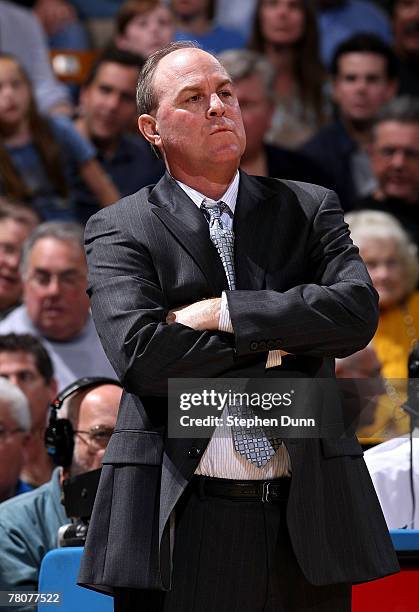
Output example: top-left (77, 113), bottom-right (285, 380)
top-left (74, 426), bottom-right (114, 451)
top-left (0, 427), bottom-right (24, 443)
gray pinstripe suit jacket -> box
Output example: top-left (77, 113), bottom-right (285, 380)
top-left (78, 171), bottom-right (399, 594)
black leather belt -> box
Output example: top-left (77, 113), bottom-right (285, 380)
top-left (193, 476), bottom-right (291, 503)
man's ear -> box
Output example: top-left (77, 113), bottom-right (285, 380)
top-left (138, 114), bottom-right (161, 148)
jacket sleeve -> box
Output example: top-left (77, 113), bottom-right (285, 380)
top-left (85, 208), bottom-right (244, 397)
top-left (226, 188), bottom-right (379, 358)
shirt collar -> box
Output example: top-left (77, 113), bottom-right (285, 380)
top-left (175, 170), bottom-right (239, 215)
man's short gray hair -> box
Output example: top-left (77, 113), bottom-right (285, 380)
top-left (20, 221), bottom-right (84, 278)
top-left (217, 49), bottom-right (275, 102)
top-left (373, 96), bottom-right (419, 136)
top-left (0, 377), bottom-right (31, 432)
top-left (345, 209), bottom-right (419, 293)
top-left (136, 41), bottom-right (201, 117)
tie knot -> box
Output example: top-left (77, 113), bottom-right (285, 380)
top-left (201, 200), bottom-right (227, 221)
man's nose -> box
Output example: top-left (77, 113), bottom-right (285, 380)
top-left (390, 151), bottom-right (406, 168)
top-left (207, 93), bottom-right (225, 117)
top-left (3, 251), bottom-right (20, 270)
top-left (104, 92), bottom-right (119, 111)
top-left (44, 276), bottom-right (61, 295)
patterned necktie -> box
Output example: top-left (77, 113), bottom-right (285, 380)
top-left (201, 199), bottom-right (282, 468)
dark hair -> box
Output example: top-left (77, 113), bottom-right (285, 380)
top-left (136, 41), bottom-right (200, 116)
top-left (0, 333), bottom-right (54, 383)
top-left (84, 44), bottom-right (144, 87)
top-left (0, 53), bottom-right (69, 203)
top-left (330, 33), bottom-right (398, 80)
top-left (248, 0), bottom-right (325, 124)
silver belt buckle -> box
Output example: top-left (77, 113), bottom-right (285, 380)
top-left (262, 481), bottom-right (272, 503)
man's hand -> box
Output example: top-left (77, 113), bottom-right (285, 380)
top-left (166, 298), bottom-right (221, 330)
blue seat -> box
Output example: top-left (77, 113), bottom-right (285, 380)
top-left (38, 547), bottom-right (113, 611)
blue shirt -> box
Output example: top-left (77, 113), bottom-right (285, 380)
top-left (0, 469), bottom-right (67, 596)
top-left (175, 25), bottom-right (246, 54)
top-left (73, 133), bottom-right (164, 225)
top-left (4, 116), bottom-right (94, 222)
top-left (15, 480), bottom-right (33, 497)
top-left (318, 0), bottom-right (392, 67)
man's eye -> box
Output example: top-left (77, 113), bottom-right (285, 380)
top-left (219, 90), bottom-right (232, 98)
top-left (188, 95), bottom-right (201, 102)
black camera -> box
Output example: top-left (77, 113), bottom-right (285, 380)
top-left (57, 468), bottom-right (101, 547)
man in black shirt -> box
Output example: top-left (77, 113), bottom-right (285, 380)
top-left (354, 96), bottom-right (419, 248)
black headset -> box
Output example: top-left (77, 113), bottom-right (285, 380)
top-left (44, 376), bottom-right (122, 468)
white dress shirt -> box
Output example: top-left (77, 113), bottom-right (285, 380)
top-left (175, 172), bottom-right (291, 478)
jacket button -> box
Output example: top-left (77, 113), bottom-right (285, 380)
top-left (188, 447), bottom-right (201, 458)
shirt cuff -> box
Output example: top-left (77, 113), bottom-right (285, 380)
top-left (219, 292), bottom-right (234, 333)
top-left (266, 350), bottom-right (282, 369)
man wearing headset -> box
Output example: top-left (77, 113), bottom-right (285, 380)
top-left (0, 377), bottom-right (122, 596)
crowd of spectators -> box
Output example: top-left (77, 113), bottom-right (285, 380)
top-left (0, 0), bottom-right (418, 592)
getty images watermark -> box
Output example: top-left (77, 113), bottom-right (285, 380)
top-left (168, 378), bottom-right (347, 439)
top-left (178, 388), bottom-right (311, 429)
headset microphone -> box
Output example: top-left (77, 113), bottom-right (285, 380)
top-left (44, 376), bottom-right (121, 467)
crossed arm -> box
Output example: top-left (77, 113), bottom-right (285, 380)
top-left (85, 189), bottom-right (378, 396)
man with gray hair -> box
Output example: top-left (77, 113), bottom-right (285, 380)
top-left (218, 49), bottom-right (332, 186)
top-left (0, 377), bottom-right (32, 502)
top-left (354, 95), bottom-right (419, 247)
top-left (0, 222), bottom-right (115, 390)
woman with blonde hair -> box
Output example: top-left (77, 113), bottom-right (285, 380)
top-left (346, 209), bottom-right (419, 437)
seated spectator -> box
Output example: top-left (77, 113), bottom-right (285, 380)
top-left (0, 1), bottom-right (72, 115)
top-left (31, 0), bottom-right (90, 51)
top-left (218, 48), bottom-right (334, 186)
top-left (0, 334), bottom-right (57, 487)
top-left (248, 0), bottom-right (327, 149)
top-left (392, 0), bottom-right (419, 96)
top-left (172, 0), bottom-right (246, 53)
top-left (0, 222), bottom-right (116, 390)
top-left (74, 45), bottom-right (164, 224)
top-left (114, 0), bottom-right (175, 59)
top-left (0, 377), bottom-right (32, 502)
top-left (302, 34), bottom-right (398, 211)
top-left (335, 344), bottom-right (385, 434)
top-left (316, 0), bottom-right (392, 68)
top-left (0, 378), bottom-right (122, 594)
top-left (354, 96), bottom-right (419, 247)
top-left (0, 53), bottom-right (119, 222)
top-left (346, 209), bottom-right (419, 437)
top-left (0, 201), bottom-right (39, 321)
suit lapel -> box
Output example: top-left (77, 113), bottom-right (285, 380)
top-left (234, 171), bottom-right (279, 290)
top-left (150, 173), bottom-right (228, 295)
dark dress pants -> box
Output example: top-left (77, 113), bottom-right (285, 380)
top-left (114, 484), bottom-right (351, 612)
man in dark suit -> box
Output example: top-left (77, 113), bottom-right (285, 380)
top-left (79, 41), bottom-right (398, 611)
